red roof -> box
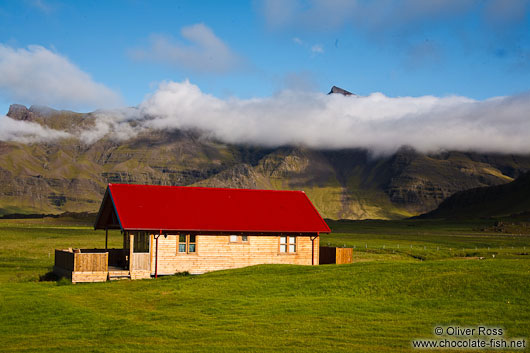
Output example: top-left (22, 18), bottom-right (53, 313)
top-left (95, 184), bottom-right (330, 233)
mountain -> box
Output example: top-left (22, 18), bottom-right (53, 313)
top-left (1, 104), bottom-right (530, 219)
top-left (328, 86), bottom-right (356, 96)
top-left (419, 172), bottom-right (530, 219)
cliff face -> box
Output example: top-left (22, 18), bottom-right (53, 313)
top-left (420, 172), bottom-right (530, 219)
top-left (1, 104), bottom-right (529, 219)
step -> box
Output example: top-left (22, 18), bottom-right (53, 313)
top-left (108, 270), bottom-right (130, 280)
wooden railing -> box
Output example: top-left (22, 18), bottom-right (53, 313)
top-left (74, 252), bottom-right (108, 272)
top-left (55, 249), bottom-right (109, 272)
top-left (55, 250), bottom-right (74, 271)
top-left (81, 248), bottom-right (127, 268)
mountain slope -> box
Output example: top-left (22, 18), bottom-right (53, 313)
top-left (1, 104), bottom-right (530, 219)
top-left (419, 172), bottom-right (530, 219)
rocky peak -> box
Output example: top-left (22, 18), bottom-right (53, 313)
top-left (328, 86), bottom-right (356, 96)
top-left (6, 103), bottom-right (95, 131)
top-left (6, 104), bottom-right (32, 121)
top-left (6, 104), bottom-right (59, 122)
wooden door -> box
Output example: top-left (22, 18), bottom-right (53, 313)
top-left (129, 232), bottom-right (151, 272)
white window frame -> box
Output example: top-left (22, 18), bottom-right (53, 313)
top-left (177, 234), bottom-right (197, 254)
top-left (279, 235), bottom-right (296, 253)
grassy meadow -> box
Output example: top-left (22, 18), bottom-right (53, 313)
top-left (0, 217), bottom-right (529, 352)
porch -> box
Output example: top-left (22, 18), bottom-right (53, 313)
top-left (53, 231), bottom-right (152, 283)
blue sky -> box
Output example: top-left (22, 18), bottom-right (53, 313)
top-left (0, 0), bottom-right (529, 115)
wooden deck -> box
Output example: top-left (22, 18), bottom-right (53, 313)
top-left (54, 249), bottom-right (147, 283)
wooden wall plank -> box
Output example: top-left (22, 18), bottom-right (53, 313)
top-left (132, 253), bottom-right (150, 271)
top-left (153, 234), bottom-right (319, 275)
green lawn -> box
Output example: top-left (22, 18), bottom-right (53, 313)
top-left (0, 218), bottom-right (529, 352)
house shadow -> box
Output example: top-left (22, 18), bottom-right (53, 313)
top-left (39, 271), bottom-right (60, 282)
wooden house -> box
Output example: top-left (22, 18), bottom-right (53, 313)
top-left (54, 184), bottom-right (331, 282)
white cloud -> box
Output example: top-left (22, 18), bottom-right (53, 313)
top-left (259, 0), bottom-right (476, 31)
top-left (261, 0), bottom-right (302, 29)
top-left (259, 0), bottom-right (530, 68)
top-left (311, 44), bottom-right (324, 54)
top-left (0, 44), bottom-right (123, 111)
top-left (0, 115), bottom-right (71, 143)
top-left (293, 37), bottom-right (303, 45)
top-left (259, 0), bottom-right (530, 37)
top-left (133, 80), bottom-right (530, 155)
top-left (130, 23), bottom-right (242, 74)
top-left (78, 108), bottom-right (142, 144)
top-left (2, 80), bottom-right (529, 156)
top-left (292, 37), bottom-right (324, 55)
top-left (261, 0), bottom-right (356, 30)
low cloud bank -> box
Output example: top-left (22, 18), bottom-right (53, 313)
top-left (0, 115), bottom-right (71, 143)
top-left (134, 80), bottom-right (530, 155)
top-left (2, 80), bottom-right (530, 156)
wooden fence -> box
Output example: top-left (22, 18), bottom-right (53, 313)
top-left (336, 247), bottom-right (353, 264)
top-left (81, 248), bottom-right (127, 268)
top-left (320, 246), bottom-right (353, 265)
top-left (54, 250), bottom-right (74, 271)
top-left (54, 249), bottom-right (108, 272)
top-left (74, 252), bottom-right (108, 272)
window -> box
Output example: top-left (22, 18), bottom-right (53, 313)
top-left (280, 236), bottom-right (296, 253)
top-left (189, 235), bottom-right (196, 253)
top-left (241, 235), bottom-right (248, 242)
top-left (280, 236), bottom-right (287, 252)
top-left (289, 236), bottom-right (296, 253)
top-left (229, 235), bottom-right (238, 242)
top-left (178, 235), bottom-right (186, 253)
top-left (178, 234), bottom-right (197, 254)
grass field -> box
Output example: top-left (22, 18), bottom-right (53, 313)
top-left (0, 217), bottom-right (529, 352)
